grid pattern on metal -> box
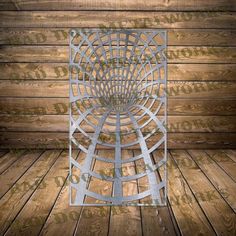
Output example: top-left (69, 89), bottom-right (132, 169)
top-left (69, 29), bottom-right (167, 206)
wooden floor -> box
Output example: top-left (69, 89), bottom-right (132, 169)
top-left (0, 149), bottom-right (235, 236)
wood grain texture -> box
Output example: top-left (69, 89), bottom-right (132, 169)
top-left (1, 28), bottom-right (236, 46)
top-left (188, 150), bottom-right (236, 213)
top-left (1, 132), bottom-right (236, 149)
top-left (223, 150), bottom-right (236, 162)
top-left (0, 149), bottom-right (235, 235)
top-left (1, 63), bottom-right (236, 81)
top-left (0, 0), bottom-right (235, 11)
top-left (135, 149), bottom-right (178, 236)
top-left (0, 150), bottom-right (8, 158)
top-left (167, 153), bottom-right (215, 235)
top-left (0, 11), bottom-right (235, 28)
top-left (0, 150), bottom-right (60, 235)
top-left (205, 150), bottom-right (236, 182)
top-left (0, 45), bottom-right (235, 63)
top-left (39, 150), bottom-right (82, 236)
top-left (0, 2), bottom-right (235, 149)
top-left (0, 115), bottom-right (235, 133)
top-left (0, 150), bottom-right (25, 174)
top-left (0, 81), bottom-right (235, 98)
top-left (0, 150), bottom-right (42, 198)
top-left (171, 150), bottom-right (236, 235)
top-left (4, 150), bottom-right (69, 236)
top-left (1, 98), bottom-right (235, 115)
top-left (108, 150), bottom-right (142, 236)
top-left (73, 149), bottom-right (110, 236)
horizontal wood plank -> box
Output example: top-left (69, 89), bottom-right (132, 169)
top-left (0, 115), bottom-right (235, 132)
top-left (0, 81), bottom-right (235, 98)
top-left (0, 46), bottom-right (235, 63)
top-left (0, 11), bottom-right (235, 28)
top-left (1, 28), bottom-right (236, 46)
top-left (1, 98), bottom-right (235, 116)
top-left (0, 0), bottom-right (235, 11)
top-left (1, 132), bottom-right (236, 149)
top-left (1, 63), bottom-right (235, 81)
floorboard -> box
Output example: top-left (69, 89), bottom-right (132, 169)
top-left (0, 150), bottom-right (25, 175)
top-left (39, 150), bottom-right (80, 236)
top-left (0, 149), bottom-right (235, 236)
top-left (171, 150), bottom-right (236, 235)
top-left (188, 150), bottom-right (236, 213)
top-left (205, 150), bottom-right (236, 182)
top-left (0, 150), bottom-right (43, 199)
top-left (74, 149), bottom-right (110, 236)
top-left (0, 150), bottom-right (61, 235)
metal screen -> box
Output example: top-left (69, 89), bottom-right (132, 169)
top-left (69, 29), bottom-right (167, 206)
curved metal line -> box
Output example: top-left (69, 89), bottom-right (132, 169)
top-left (127, 111), bottom-right (161, 204)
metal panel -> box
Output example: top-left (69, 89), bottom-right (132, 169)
top-left (69, 29), bottom-right (167, 206)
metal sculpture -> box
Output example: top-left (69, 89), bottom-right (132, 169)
top-left (69, 29), bottom-right (167, 206)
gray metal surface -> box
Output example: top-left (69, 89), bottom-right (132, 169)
top-left (69, 29), bottom-right (167, 206)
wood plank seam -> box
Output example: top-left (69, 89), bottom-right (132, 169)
top-left (0, 150), bottom-right (44, 200)
top-left (186, 150), bottom-right (236, 214)
top-left (169, 151), bottom-right (217, 235)
top-left (37, 150), bottom-right (81, 235)
top-left (0, 150), bottom-right (62, 235)
top-left (204, 150), bottom-right (236, 183)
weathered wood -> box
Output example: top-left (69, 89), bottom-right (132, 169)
top-left (0, 149), bottom-right (235, 235)
top-left (0, 150), bottom-right (8, 158)
top-left (1, 28), bottom-right (236, 46)
top-left (0, 11), bottom-right (235, 28)
top-left (39, 150), bottom-right (82, 236)
top-left (1, 132), bottom-right (236, 149)
top-left (0, 46), bottom-right (235, 63)
top-left (4, 150), bottom-right (72, 236)
top-left (135, 149), bottom-right (178, 236)
top-left (0, 150), bottom-right (42, 198)
top-left (0, 0), bottom-right (235, 11)
top-left (167, 153), bottom-right (215, 235)
top-left (188, 150), bottom-right (236, 213)
top-left (0, 81), bottom-right (235, 98)
top-left (0, 150), bottom-right (25, 174)
top-left (222, 150), bottom-right (236, 162)
top-left (108, 150), bottom-right (142, 236)
top-left (1, 98), bottom-right (235, 116)
top-left (74, 149), bottom-right (110, 236)
top-left (205, 150), bottom-right (236, 182)
top-left (0, 150), bottom-right (61, 235)
top-left (1, 63), bottom-right (235, 81)
top-left (0, 115), bottom-right (235, 133)
top-left (171, 150), bottom-right (236, 235)
top-left (0, 2), bottom-right (234, 152)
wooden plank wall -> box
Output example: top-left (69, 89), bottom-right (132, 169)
top-left (0, 0), bottom-right (236, 149)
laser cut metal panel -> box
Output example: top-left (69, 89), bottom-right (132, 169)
top-left (69, 29), bottom-right (167, 206)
